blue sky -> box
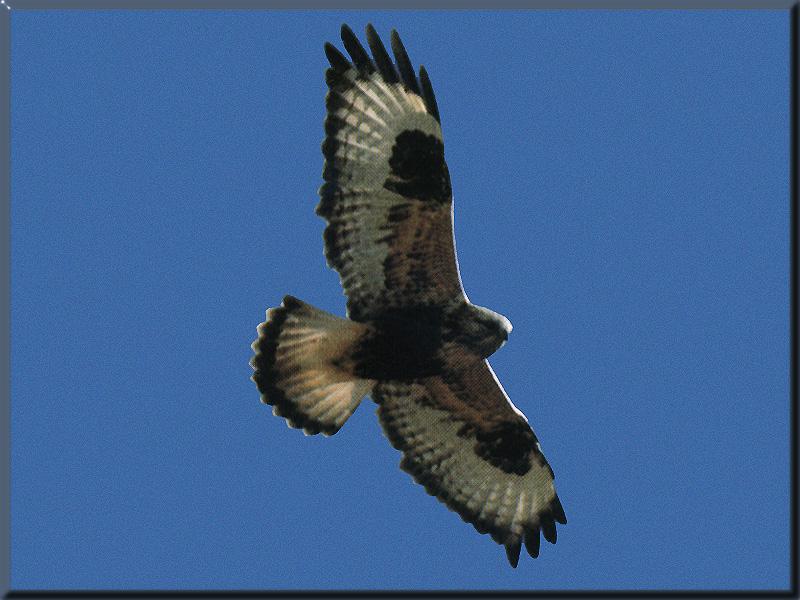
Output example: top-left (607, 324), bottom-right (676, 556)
top-left (10, 9), bottom-right (791, 591)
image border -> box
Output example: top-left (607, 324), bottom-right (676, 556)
top-left (1, 2), bottom-right (796, 597)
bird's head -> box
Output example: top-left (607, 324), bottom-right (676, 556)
top-left (477, 305), bottom-right (513, 345)
top-left (453, 304), bottom-right (513, 358)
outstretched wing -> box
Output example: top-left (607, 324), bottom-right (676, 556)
top-left (318, 24), bottom-right (466, 322)
top-left (373, 356), bottom-right (566, 567)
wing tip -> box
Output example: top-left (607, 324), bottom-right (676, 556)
top-left (325, 25), bottom-right (439, 125)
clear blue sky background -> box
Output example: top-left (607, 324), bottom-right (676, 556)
top-left (11, 9), bottom-right (791, 591)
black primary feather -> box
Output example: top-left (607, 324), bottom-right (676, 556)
top-left (540, 514), bottom-right (557, 544)
top-left (524, 527), bottom-right (541, 558)
top-left (324, 42), bottom-right (351, 73)
top-left (365, 23), bottom-right (400, 84)
top-left (419, 65), bottom-right (440, 123)
top-left (390, 29), bottom-right (421, 94)
top-left (551, 495), bottom-right (567, 525)
top-left (341, 24), bottom-right (374, 73)
top-left (505, 541), bottom-right (521, 568)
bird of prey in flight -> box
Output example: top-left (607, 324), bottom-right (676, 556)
top-left (251, 23), bottom-right (566, 567)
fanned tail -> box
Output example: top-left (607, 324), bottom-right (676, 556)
top-left (251, 295), bottom-right (374, 436)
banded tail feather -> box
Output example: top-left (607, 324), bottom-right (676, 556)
top-left (250, 296), bottom-right (374, 436)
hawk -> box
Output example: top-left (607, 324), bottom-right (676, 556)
top-left (251, 24), bottom-right (566, 567)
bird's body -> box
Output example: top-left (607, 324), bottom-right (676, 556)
top-left (251, 24), bottom-right (565, 567)
top-left (349, 301), bottom-right (511, 380)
